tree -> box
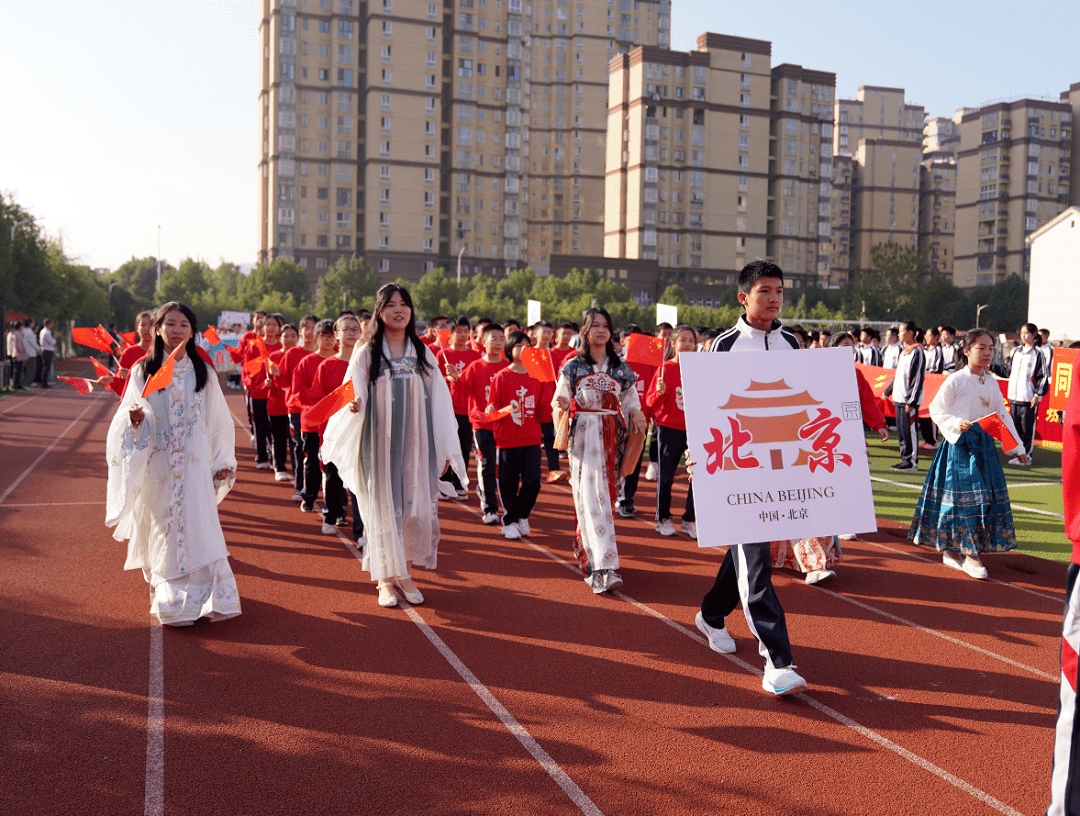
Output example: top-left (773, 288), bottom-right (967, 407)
top-left (908, 274), bottom-right (971, 331)
top-left (854, 241), bottom-right (928, 320)
top-left (984, 273), bottom-right (1029, 332)
top-left (158, 258), bottom-right (210, 305)
top-left (657, 284), bottom-right (687, 306)
top-left (316, 256), bottom-right (380, 316)
top-left (402, 266), bottom-right (462, 319)
top-left (112, 257), bottom-right (169, 302)
top-left (241, 257), bottom-right (310, 306)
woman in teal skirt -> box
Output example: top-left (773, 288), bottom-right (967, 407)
top-left (908, 329), bottom-right (1029, 579)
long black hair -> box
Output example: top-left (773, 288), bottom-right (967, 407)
top-left (574, 307), bottom-right (621, 370)
top-left (957, 329), bottom-right (994, 370)
top-left (365, 283), bottom-right (432, 383)
top-left (140, 301), bottom-right (209, 393)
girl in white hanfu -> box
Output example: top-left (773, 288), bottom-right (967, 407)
top-left (553, 307), bottom-right (648, 594)
top-left (322, 284), bottom-right (467, 608)
top-left (106, 302), bottom-right (240, 627)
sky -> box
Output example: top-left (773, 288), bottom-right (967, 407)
top-left (2, 1), bottom-right (1076, 273)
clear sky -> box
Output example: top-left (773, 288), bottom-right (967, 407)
top-left (2, 1), bottom-right (1076, 272)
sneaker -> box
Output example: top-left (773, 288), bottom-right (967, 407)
top-left (805, 569), bottom-right (836, 585)
top-left (655, 518), bottom-right (676, 536)
top-left (695, 611), bottom-right (736, 654)
top-left (274, 471), bottom-right (290, 482)
top-left (291, 490), bottom-right (304, 502)
top-left (517, 518), bottom-right (530, 536)
top-left (644, 461), bottom-right (658, 481)
top-left (604, 572), bottom-right (624, 592)
top-left (918, 442), bottom-right (939, 451)
top-left (1007, 456), bottom-right (1022, 465)
top-left (617, 503), bottom-right (635, 518)
top-left (502, 522), bottom-right (521, 539)
top-left (455, 488), bottom-right (468, 500)
top-left (762, 666), bottom-right (808, 697)
top-left (681, 520), bottom-right (697, 540)
top-left (354, 533), bottom-right (367, 550)
top-left (889, 461), bottom-right (916, 471)
top-left (545, 469), bottom-right (569, 483)
top-left (300, 500), bottom-right (315, 513)
top-left (334, 516), bottom-right (350, 527)
top-left (321, 522), bottom-right (337, 535)
top-left (255, 461), bottom-right (270, 469)
top-left (837, 534), bottom-right (857, 541)
top-left (481, 512), bottom-right (500, 525)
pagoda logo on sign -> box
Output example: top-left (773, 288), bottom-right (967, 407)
top-left (703, 379), bottom-right (856, 476)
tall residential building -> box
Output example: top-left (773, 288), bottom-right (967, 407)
top-left (923, 115), bottom-right (960, 156)
top-left (954, 97), bottom-right (1072, 289)
top-left (605, 34), bottom-right (832, 305)
top-left (918, 152), bottom-right (957, 277)
top-left (258, 0), bottom-right (668, 290)
top-left (825, 153), bottom-right (853, 284)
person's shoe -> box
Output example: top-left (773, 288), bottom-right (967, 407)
top-left (805, 569), bottom-right (836, 586)
top-left (644, 461), bottom-right (658, 481)
top-left (837, 533), bottom-right (857, 541)
top-left (502, 522), bottom-right (521, 539)
top-left (517, 518), bottom-right (530, 536)
top-left (1008, 455), bottom-right (1022, 465)
top-left (393, 576), bottom-right (424, 604)
top-left (274, 471), bottom-right (290, 482)
top-left (890, 461), bottom-right (916, 471)
top-left (321, 522), bottom-right (337, 535)
top-left (481, 512), bottom-right (499, 525)
top-left (681, 520), bottom-right (697, 540)
top-left (377, 581), bottom-right (398, 608)
top-left (617, 503), bottom-right (635, 518)
top-left (354, 534), bottom-right (367, 553)
top-left (762, 666), bottom-right (808, 696)
top-left (655, 518), bottom-right (676, 536)
top-left (334, 516), bottom-right (350, 527)
top-left (587, 571), bottom-right (607, 594)
top-left (546, 469), bottom-right (569, 483)
top-left (963, 556), bottom-right (988, 580)
top-left (942, 550), bottom-right (965, 572)
top-left (291, 490), bottom-right (304, 501)
top-left (695, 611), bottom-right (736, 654)
top-left (918, 442), bottom-right (939, 451)
top-left (604, 571), bottom-right (624, 592)
top-left (300, 500), bottom-right (315, 513)
top-left (455, 488), bottom-right (468, 500)
top-left (255, 461), bottom-right (269, 469)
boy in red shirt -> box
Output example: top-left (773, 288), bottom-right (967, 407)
top-left (435, 315), bottom-right (480, 499)
top-left (645, 324), bottom-right (698, 539)
top-left (617, 326), bottom-right (657, 517)
top-left (243, 314), bottom-right (283, 469)
top-left (266, 324), bottom-right (299, 482)
top-left (486, 330), bottom-right (543, 539)
top-left (456, 323), bottom-right (509, 523)
top-left (273, 314), bottom-right (318, 499)
top-left (293, 320), bottom-right (339, 515)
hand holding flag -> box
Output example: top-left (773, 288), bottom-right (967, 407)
top-left (142, 342), bottom-right (187, 398)
top-left (976, 412), bottom-right (1020, 452)
top-left (304, 380), bottom-right (356, 427)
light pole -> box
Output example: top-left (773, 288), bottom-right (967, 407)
top-left (456, 246), bottom-right (466, 287)
top-left (975, 303), bottom-right (989, 328)
top-left (3, 218), bottom-right (32, 390)
top-left (156, 225), bottom-right (162, 293)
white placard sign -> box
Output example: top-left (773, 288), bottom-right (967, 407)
top-left (681, 348), bottom-right (878, 547)
top-left (219, 310), bottom-right (250, 329)
top-left (527, 299), bottom-right (542, 326)
top-left (656, 303), bottom-right (678, 327)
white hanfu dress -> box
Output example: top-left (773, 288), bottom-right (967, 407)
top-left (106, 355), bottom-right (240, 625)
top-left (322, 340), bottom-right (466, 582)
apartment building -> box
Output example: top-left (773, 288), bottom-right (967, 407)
top-left (918, 152), bottom-right (957, 277)
top-left (258, 0), bottom-right (668, 290)
top-left (923, 115), bottom-right (960, 156)
top-left (953, 97), bottom-right (1072, 289)
top-left (825, 153), bottom-right (853, 285)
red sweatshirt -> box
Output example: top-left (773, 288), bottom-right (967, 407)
top-left (436, 347), bottom-right (482, 415)
top-left (267, 350), bottom-right (288, 416)
top-left (487, 368), bottom-right (544, 448)
top-left (460, 357), bottom-right (510, 431)
top-left (856, 368), bottom-right (886, 432)
top-left (1064, 370), bottom-right (1080, 563)
top-left (243, 340), bottom-right (281, 399)
top-left (303, 356), bottom-right (350, 437)
top-left (294, 352), bottom-right (336, 434)
top-left (549, 347), bottom-right (575, 375)
top-left (626, 359), bottom-right (657, 424)
top-left (645, 359), bottom-right (686, 431)
top-left (277, 345), bottom-right (313, 414)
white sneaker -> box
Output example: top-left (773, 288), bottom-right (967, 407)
top-left (291, 490), bottom-right (303, 502)
top-left (517, 518), bottom-right (530, 536)
top-left (274, 471), bottom-right (290, 482)
top-left (762, 666), bottom-right (808, 696)
top-left (321, 522), bottom-right (336, 535)
top-left (681, 520), bottom-right (697, 539)
top-left (644, 461), bottom-right (658, 481)
top-left (354, 534), bottom-right (367, 554)
top-left (455, 488), bottom-right (468, 500)
top-left (837, 534), bottom-right (857, 541)
top-left (655, 518), bottom-right (676, 536)
top-left (481, 512), bottom-right (499, 525)
top-left (502, 522), bottom-right (521, 539)
top-left (805, 569), bottom-right (836, 585)
top-left (255, 461), bottom-right (269, 469)
top-left (604, 571), bottom-right (624, 592)
top-left (1007, 456), bottom-right (1022, 465)
top-left (695, 611), bottom-right (736, 654)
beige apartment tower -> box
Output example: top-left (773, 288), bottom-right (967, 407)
top-left (258, 0), bottom-right (667, 289)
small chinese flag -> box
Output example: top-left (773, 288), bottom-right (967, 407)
top-left (203, 326), bottom-right (222, 347)
top-left (243, 356), bottom-right (269, 376)
top-left (437, 328), bottom-right (451, 348)
top-left (977, 413), bottom-right (1020, 451)
top-left (90, 358), bottom-right (113, 379)
top-left (304, 379), bottom-right (355, 426)
top-left (72, 327), bottom-right (115, 354)
top-left (96, 325), bottom-right (118, 349)
top-left (57, 376), bottom-right (94, 395)
top-left (142, 343), bottom-right (187, 399)
top-left (624, 334), bottom-right (665, 368)
top-left (119, 331), bottom-right (138, 345)
top-left (520, 347), bottom-right (556, 382)
top-left (485, 405), bottom-right (513, 422)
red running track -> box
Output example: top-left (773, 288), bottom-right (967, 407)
top-left (0, 379), bottom-right (1066, 816)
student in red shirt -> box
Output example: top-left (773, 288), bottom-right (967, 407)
top-left (435, 315), bottom-right (480, 499)
top-left (293, 320), bottom-right (337, 514)
top-left (549, 322), bottom-right (577, 373)
top-left (645, 323), bottom-right (698, 539)
top-left (456, 323), bottom-right (509, 524)
top-left (528, 320), bottom-right (565, 482)
top-left (244, 314), bottom-right (284, 470)
top-left (234, 311), bottom-right (267, 441)
top-left (468, 318), bottom-right (491, 353)
top-left (304, 314), bottom-right (363, 539)
top-left (273, 314), bottom-right (318, 499)
top-left (107, 310), bottom-right (154, 397)
top-left (617, 326), bottom-right (657, 517)
top-left (265, 323), bottom-right (299, 483)
top-left (486, 330), bottom-right (544, 539)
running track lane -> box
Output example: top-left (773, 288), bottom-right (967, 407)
top-left (0, 382), bottom-right (1066, 815)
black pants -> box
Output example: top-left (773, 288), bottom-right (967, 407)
top-left (619, 444), bottom-right (646, 508)
top-left (301, 431), bottom-right (323, 502)
top-left (440, 413), bottom-right (473, 491)
top-left (919, 417), bottom-right (937, 446)
top-left (701, 542), bottom-right (792, 671)
top-left (1012, 402), bottom-right (1037, 454)
top-left (497, 445), bottom-right (541, 524)
top-left (269, 413), bottom-right (290, 473)
top-left (474, 428), bottom-right (499, 515)
top-left (323, 461), bottom-right (347, 523)
top-left (656, 425), bottom-right (694, 522)
top-left (350, 492), bottom-right (365, 540)
top-left (245, 389), bottom-right (254, 435)
top-left (540, 421), bottom-right (560, 472)
top-left (648, 423), bottom-right (658, 467)
top-left (895, 403), bottom-right (917, 466)
top-left (25, 356), bottom-right (38, 385)
top-left (252, 398), bottom-right (272, 464)
top-left (39, 350), bottom-right (53, 385)
top-left (289, 414), bottom-right (303, 490)
top-left (11, 359), bottom-right (24, 389)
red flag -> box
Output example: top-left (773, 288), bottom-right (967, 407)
top-left (977, 413), bottom-right (1020, 451)
top-left (520, 347), bottom-right (556, 383)
top-left (142, 343), bottom-right (187, 398)
top-left (57, 376), bottom-right (94, 395)
top-left (96, 325), bottom-right (118, 350)
top-left (90, 358), bottom-right (113, 379)
top-left (119, 331), bottom-right (138, 345)
top-left (919, 373), bottom-right (947, 419)
top-left (72, 327), bottom-right (115, 354)
top-left (624, 334), bottom-right (665, 368)
top-left (437, 328), bottom-right (451, 349)
top-left (243, 356), bottom-right (269, 376)
top-left (485, 405), bottom-right (513, 422)
top-left (203, 326), bottom-right (222, 347)
top-left (304, 379), bottom-right (355, 426)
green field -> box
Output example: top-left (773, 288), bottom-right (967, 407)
top-left (863, 430), bottom-right (1069, 563)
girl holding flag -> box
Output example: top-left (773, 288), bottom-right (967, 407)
top-left (105, 302), bottom-right (240, 626)
top-left (243, 314), bottom-right (283, 470)
top-left (908, 329), bottom-right (1027, 579)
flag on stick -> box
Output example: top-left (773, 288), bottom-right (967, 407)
top-left (203, 326), bottom-right (222, 347)
top-left (90, 358), bottom-right (113, 379)
top-left (624, 334), bottom-right (665, 368)
top-left (142, 343), bottom-right (187, 398)
top-left (485, 405), bottom-right (513, 422)
top-left (119, 331), bottom-right (138, 345)
top-left (57, 376), bottom-right (95, 394)
top-left (520, 347), bottom-right (556, 382)
top-left (977, 412), bottom-right (1020, 451)
top-left (304, 380), bottom-right (356, 427)
top-left (72, 327), bottom-right (114, 354)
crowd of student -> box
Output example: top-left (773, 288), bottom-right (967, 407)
top-left (4, 316), bottom-right (56, 390)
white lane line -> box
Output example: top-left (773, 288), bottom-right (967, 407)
top-left (336, 534), bottom-right (605, 816)
top-left (0, 394), bottom-right (103, 505)
top-left (506, 514), bottom-right (1029, 816)
top-left (0, 501), bottom-right (106, 507)
top-left (1008, 482), bottom-right (1064, 489)
top-left (144, 621), bottom-right (164, 816)
top-left (870, 475), bottom-right (1064, 519)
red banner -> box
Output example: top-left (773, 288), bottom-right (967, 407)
top-left (304, 380), bottom-right (355, 427)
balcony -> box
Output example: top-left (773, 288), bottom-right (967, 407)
top-left (1000, 153), bottom-right (1010, 163)
top-left (997, 227), bottom-right (1008, 235)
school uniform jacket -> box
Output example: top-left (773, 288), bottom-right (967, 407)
top-left (708, 316), bottom-right (801, 353)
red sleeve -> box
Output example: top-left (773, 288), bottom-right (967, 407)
top-left (1064, 372), bottom-right (1080, 556)
top-left (856, 369), bottom-right (885, 431)
top-left (644, 366), bottom-right (667, 416)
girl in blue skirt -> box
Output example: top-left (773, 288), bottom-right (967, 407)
top-left (908, 329), bottom-right (1029, 579)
